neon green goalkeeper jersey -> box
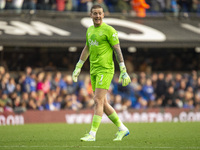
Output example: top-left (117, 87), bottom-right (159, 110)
top-left (86, 23), bottom-right (119, 75)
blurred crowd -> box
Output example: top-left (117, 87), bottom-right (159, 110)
top-left (0, 65), bottom-right (200, 113)
top-left (0, 0), bottom-right (199, 17)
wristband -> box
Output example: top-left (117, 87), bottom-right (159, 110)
top-left (119, 62), bottom-right (125, 67)
top-left (119, 62), bottom-right (126, 72)
top-left (78, 60), bottom-right (85, 65)
top-left (76, 60), bottom-right (85, 68)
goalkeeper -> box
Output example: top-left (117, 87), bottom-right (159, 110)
top-left (72, 4), bottom-right (131, 142)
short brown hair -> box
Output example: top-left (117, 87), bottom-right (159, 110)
top-left (90, 5), bottom-right (103, 13)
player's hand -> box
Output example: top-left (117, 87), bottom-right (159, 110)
top-left (72, 60), bottom-right (84, 82)
top-left (72, 67), bottom-right (81, 82)
top-left (119, 64), bottom-right (131, 86)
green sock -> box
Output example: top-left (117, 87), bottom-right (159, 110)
top-left (108, 112), bottom-right (121, 127)
top-left (90, 115), bottom-right (102, 132)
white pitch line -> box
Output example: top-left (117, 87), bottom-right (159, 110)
top-left (0, 146), bottom-right (200, 149)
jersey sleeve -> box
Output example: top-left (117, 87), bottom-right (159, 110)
top-left (86, 28), bottom-right (89, 46)
top-left (107, 26), bottom-right (119, 46)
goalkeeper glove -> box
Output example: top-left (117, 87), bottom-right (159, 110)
top-left (72, 60), bottom-right (84, 82)
top-left (119, 62), bottom-right (131, 86)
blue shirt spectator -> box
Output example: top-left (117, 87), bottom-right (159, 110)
top-left (140, 78), bottom-right (155, 101)
top-left (22, 74), bottom-right (36, 93)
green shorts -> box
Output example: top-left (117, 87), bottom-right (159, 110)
top-left (90, 73), bottom-right (114, 92)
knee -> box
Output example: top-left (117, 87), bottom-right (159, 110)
top-left (94, 97), bottom-right (104, 107)
top-left (103, 100), bottom-right (109, 107)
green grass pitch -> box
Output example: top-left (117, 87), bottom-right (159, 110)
top-left (0, 122), bottom-right (200, 150)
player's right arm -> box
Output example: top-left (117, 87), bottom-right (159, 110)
top-left (72, 45), bottom-right (89, 82)
top-left (79, 45), bottom-right (89, 62)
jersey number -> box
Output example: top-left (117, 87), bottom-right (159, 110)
top-left (99, 75), bottom-right (103, 85)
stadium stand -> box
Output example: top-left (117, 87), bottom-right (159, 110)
top-left (0, 0), bottom-right (200, 113)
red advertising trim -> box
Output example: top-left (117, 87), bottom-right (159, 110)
top-left (0, 108), bottom-right (200, 126)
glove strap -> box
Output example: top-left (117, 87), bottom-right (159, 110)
top-left (76, 60), bottom-right (85, 68)
top-left (119, 62), bottom-right (126, 73)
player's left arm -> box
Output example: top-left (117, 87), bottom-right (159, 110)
top-left (113, 44), bottom-right (131, 86)
top-left (113, 44), bottom-right (124, 64)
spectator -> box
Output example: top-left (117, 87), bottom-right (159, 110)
top-left (6, 77), bottom-right (16, 94)
top-left (36, 71), bottom-right (45, 92)
top-left (42, 73), bottom-right (52, 94)
top-left (70, 0), bottom-right (79, 11)
top-left (151, 73), bottom-right (158, 89)
top-left (140, 78), bottom-right (155, 107)
top-left (62, 94), bottom-right (72, 109)
top-left (29, 91), bottom-right (37, 100)
top-left (155, 73), bottom-right (166, 103)
top-left (4, 0), bottom-right (12, 9)
top-left (22, 0), bottom-right (37, 12)
top-left (188, 70), bottom-right (198, 90)
top-left (183, 86), bottom-right (194, 108)
top-left (130, 74), bottom-right (141, 93)
top-left (104, 0), bottom-right (118, 12)
top-left (113, 94), bottom-right (123, 111)
top-left (135, 95), bottom-right (148, 109)
top-left (163, 86), bottom-right (176, 107)
top-left (77, 0), bottom-right (92, 12)
top-left (138, 72), bottom-right (146, 86)
top-left (93, 0), bottom-right (110, 15)
top-left (194, 89), bottom-right (200, 109)
top-left (0, 0), bottom-right (6, 10)
top-left (36, 90), bottom-right (45, 102)
top-left (63, 74), bottom-right (78, 94)
top-left (177, 0), bottom-right (193, 18)
top-left (36, 99), bottom-right (45, 110)
top-left (12, 0), bottom-right (24, 13)
top-left (35, 90), bottom-right (45, 110)
top-left (21, 92), bottom-right (29, 107)
top-left (70, 94), bottom-right (82, 111)
top-left (0, 93), bottom-right (12, 112)
top-left (37, 0), bottom-right (55, 10)
top-left (174, 73), bottom-right (182, 90)
top-left (78, 87), bottom-right (94, 108)
top-left (13, 95), bottom-right (26, 113)
top-left (131, 0), bottom-right (150, 17)
top-left (171, 0), bottom-right (179, 17)
top-left (116, 0), bottom-right (131, 14)
top-left (15, 84), bottom-right (22, 96)
top-left (0, 75), bottom-right (8, 94)
top-left (65, 0), bottom-right (72, 11)
top-left (56, 0), bottom-right (66, 11)
top-left (197, 0), bottom-right (200, 15)
top-left (45, 94), bottom-right (57, 111)
top-left (165, 73), bottom-right (174, 88)
top-left (54, 95), bottom-right (62, 110)
top-left (83, 74), bottom-right (93, 96)
top-left (27, 98), bottom-right (37, 110)
top-left (51, 71), bottom-right (67, 94)
top-left (129, 74), bottom-right (141, 107)
top-left (122, 98), bottom-right (132, 110)
top-left (23, 71), bottom-right (37, 93)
